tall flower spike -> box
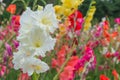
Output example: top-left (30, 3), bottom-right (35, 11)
top-left (84, 0), bottom-right (96, 31)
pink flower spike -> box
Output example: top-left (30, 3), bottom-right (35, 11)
top-left (0, 64), bottom-right (6, 77)
top-left (51, 58), bottom-right (58, 68)
top-left (13, 40), bottom-right (19, 48)
top-left (60, 66), bottom-right (74, 80)
top-left (5, 43), bottom-right (12, 56)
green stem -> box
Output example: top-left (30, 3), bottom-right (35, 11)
top-left (41, 0), bottom-right (47, 6)
top-left (32, 0), bottom-right (38, 10)
top-left (11, 0), bottom-right (27, 9)
top-left (31, 72), bottom-right (40, 80)
top-left (0, 33), bottom-right (16, 53)
top-left (53, 45), bottom-right (75, 80)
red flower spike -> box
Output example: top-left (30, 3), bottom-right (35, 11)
top-left (100, 74), bottom-right (110, 80)
top-left (68, 10), bottom-right (83, 31)
top-left (112, 69), bottom-right (119, 80)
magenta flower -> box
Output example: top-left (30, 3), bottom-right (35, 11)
top-left (114, 18), bottom-right (120, 25)
top-left (13, 40), bottom-right (19, 48)
top-left (5, 43), bottom-right (12, 56)
top-left (75, 47), bottom-right (96, 71)
top-left (7, 15), bottom-right (20, 34)
top-left (0, 64), bottom-right (6, 77)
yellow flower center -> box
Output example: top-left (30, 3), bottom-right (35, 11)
top-left (34, 41), bottom-right (42, 48)
top-left (31, 65), bottom-right (41, 70)
top-left (41, 17), bottom-right (52, 26)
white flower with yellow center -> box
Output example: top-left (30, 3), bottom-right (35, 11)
top-left (32, 4), bottom-right (58, 33)
top-left (12, 51), bottom-right (49, 76)
top-left (22, 57), bottom-right (49, 76)
top-left (18, 26), bottom-right (56, 57)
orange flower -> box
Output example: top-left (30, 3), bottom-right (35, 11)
top-left (78, 67), bottom-right (84, 73)
top-left (6, 4), bottom-right (16, 14)
top-left (112, 69), bottom-right (119, 80)
top-left (111, 31), bottom-right (118, 38)
top-left (103, 20), bottom-right (109, 30)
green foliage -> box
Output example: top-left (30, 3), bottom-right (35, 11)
top-left (5, 69), bottom-right (20, 80)
top-left (79, 0), bottom-right (120, 20)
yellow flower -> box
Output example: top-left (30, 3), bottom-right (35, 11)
top-left (84, 23), bottom-right (91, 31)
top-left (84, 0), bottom-right (96, 31)
top-left (59, 19), bottom-right (70, 35)
top-left (62, 0), bottom-right (84, 9)
top-left (54, 0), bottom-right (84, 19)
top-left (54, 5), bottom-right (73, 19)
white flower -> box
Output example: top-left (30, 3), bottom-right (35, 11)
top-left (19, 8), bottom-right (34, 34)
top-left (18, 26), bottom-right (56, 57)
top-left (32, 4), bottom-right (58, 33)
top-left (22, 57), bottom-right (49, 76)
top-left (12, 50), bottom-right (35, 70)
top-left (12, 51), bottom-right (49, 76)
top-left (101, 47), bottom-right (108, 54)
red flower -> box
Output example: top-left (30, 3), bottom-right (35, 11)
top-left (0, 64), bottom-right (6, 77)
top-left (112, 69), bottom-right (119, 80)
top-left (68, 10), bottom-right (83, 31)
top-left (60, 66), bottom-right (74, 80)
top-left (6, 4), bottom-right (16, 14)
top-left (11, 15), bottom-right (20, 33)
top-left (100, 74), bottom-right (110, 80)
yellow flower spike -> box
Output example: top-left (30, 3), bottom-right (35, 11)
top-left (84, 23), bottom-right (91, 31)
top-left (84, 0), bottom-right (96, 31)
top-left (54, 5), bottom-right (62, 14)
top-left (64, 8), bottom-right (74, 16)
top-left (59, 24), bottom-right (66, 35)
top-left (54, 0), bottom-right (84, 19)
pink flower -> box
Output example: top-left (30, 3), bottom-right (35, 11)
top-left (0, 29), bottom-right (8, 40)
top-left (11, 15), bottom-right (20, 33)
top-left (18, 73), bottom-right (30, 80)
top-left (0, 64), bottom-right (6, 77)
top-left (8, 15), bottom-right (20, 34)
top-left (67, 56), bottom-right (79, 67)
top-left (60, 66), bottom-right (74, 80)
top-left (51, 58), bottom-right (58, 68)
top-left (3, 50), bottom-right (8, 63)
top-left (75, 47), bottom-right (96, 71)
top-left (13, 40), bottom-right (19, 48)
top-left (52, 45), bottom-right (69, 70)
top-left (114, 18), bottom-right (120, 25)
top-left (60, 56), bottom-right (79, 80)
top-left (5, 43), bottom-right (12, 56)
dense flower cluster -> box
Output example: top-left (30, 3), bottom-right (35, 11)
top-left (0, 0), bottom-right (120, 80)
top-left (12, 4), bottom-right (58, 76)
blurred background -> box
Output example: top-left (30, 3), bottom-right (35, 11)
top-left (0, 0), bottom-right (120, 26)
